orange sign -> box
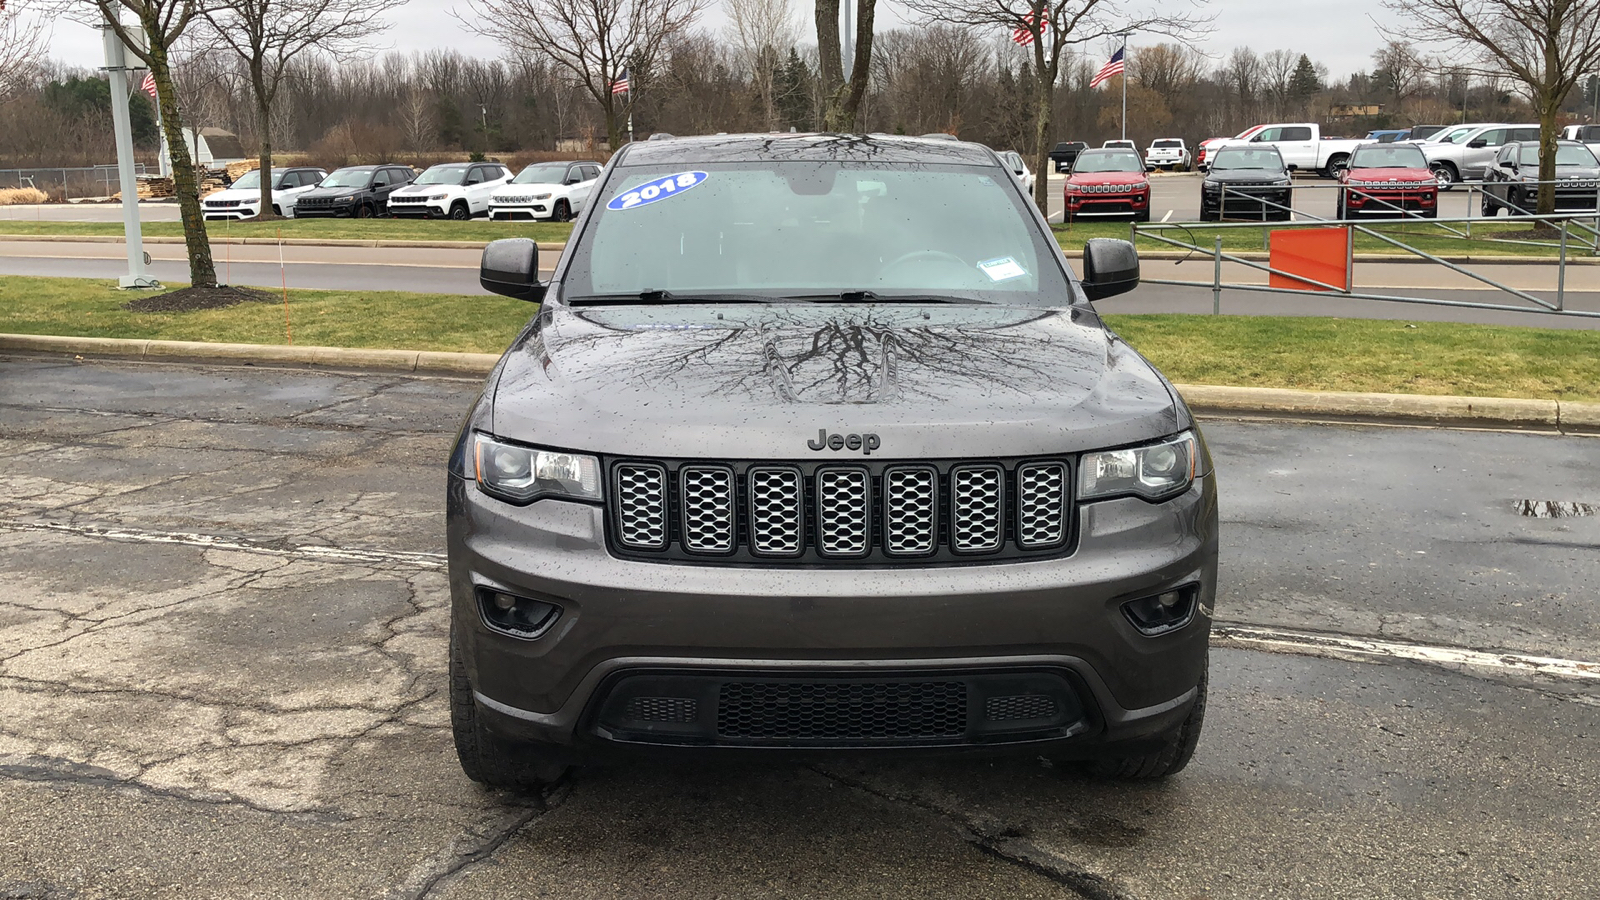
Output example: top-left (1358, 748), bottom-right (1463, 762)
top-left (1268, 227), bottom-right (1351, 292)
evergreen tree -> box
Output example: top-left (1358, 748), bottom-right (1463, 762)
top-left (774, 48), bottom-right (813, 131)
top-left (1289, 54), bottom-right (1321, 110)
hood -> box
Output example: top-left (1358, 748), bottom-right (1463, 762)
top-left (1344, 168), bottom-right (1434, 184)
top-left (299, 184), bottom-right (364, 199)
top-left (1510, 166), bottom-right (1600, 182)
top-left (393, 182), bottom-right (451, 195)
top-left (1068, 172), bottom-right (1148, 186)
top-left (1204, 169), bottom-right (1289, 185)
top-left (489, 303), bottom-right (1181, 460)
top-left (493, 182), bottom-right (560, 197)
top-left (205, 187), bottom-right (269, 202)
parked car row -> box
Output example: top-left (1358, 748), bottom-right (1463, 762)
top-left (201, 160), bottom-right (602, 222)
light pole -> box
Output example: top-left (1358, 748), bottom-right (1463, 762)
top-left (99, 10), bottom-right (157, 289)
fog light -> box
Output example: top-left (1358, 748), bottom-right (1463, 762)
top-left (478, 588), bottom-right (561, 638)
top-left (1122, 586), bottom-right (1198, 635)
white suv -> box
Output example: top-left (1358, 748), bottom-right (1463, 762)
top-left (488, 161), bottom-right (603, 221)
top-left (1145, 139), bottom-right (1190, 171)
top-left (387, 162), bottom-right (513, 219)
top-left (201, 166), bottom-right (326, 220)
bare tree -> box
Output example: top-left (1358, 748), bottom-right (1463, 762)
top-left (1128, 41), bottom-right (1202, 108)
top-left (398, 81), bottom-right (434, 158)
top-left (813, 0), bottom-right (876, 130)
top-left (726, 0), bottom-right (799, 131)
top-left (62, 0), bottom-right (217, 286)
top-left (1370, 40), bottom-right (1430, 115)
top-left (1385, 0), bottom-right (1600, 215)
top-left (902, 0), bottom-right (1211, 213)
top-left (168, 40), bottom-right (239, 175)
top-left (464, 0), bottom-right (704, 149)
top-left (1, 0), bottom-right (49, 102)
top-left (1221, 46), bottom-right (1262, 122)
top-left (205, 0), bottom-right (401, 219)
top-left (1259, 49), bottom-right (1296, 119)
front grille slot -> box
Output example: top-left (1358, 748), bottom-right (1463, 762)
top-left (623, 696), bottom-right (698, 723)
top-left (816, 467), bottom-right (869, 556)
top-left (607, 456), bottom-right (1073, 565)
top-left (748, 467), bottom-right (803, 555)
top-left (951, 465), bottom-right (1004, 552)
top-left (717, 680), bottom-right (968, 741)
top-left (680, 465), bottom-right (734, 553)
top-left (614, 463), bottom-right (668, 549)
top-left (883, 467), bottom-right (937, 555)
top-left (1017, 463), bottom-right (1068, 549)
top-left (985, 694), bottom-right (1059, 721)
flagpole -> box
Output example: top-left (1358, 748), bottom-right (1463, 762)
top-left (1120, 33), bottom-right (1130, 142)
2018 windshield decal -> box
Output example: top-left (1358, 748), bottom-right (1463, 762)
top-left (607, 171), bottom-right (708, 211)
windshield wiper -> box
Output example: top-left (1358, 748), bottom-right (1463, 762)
top-left (567, 290), bottom-right (774, 306)
top-left (789, 290), bottom-right (979, 304)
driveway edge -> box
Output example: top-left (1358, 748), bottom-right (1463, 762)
top-left (2, 332), bottom-right (1596, 433)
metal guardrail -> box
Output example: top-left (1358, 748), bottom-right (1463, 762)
top-left (1133, 184), bottom-right (1600, 320)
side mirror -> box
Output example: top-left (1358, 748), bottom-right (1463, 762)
top-left (480, 238), bottom-right (546, 303)
top-left (1285, 164), bottom-right (1298, 172)
top-left (1467, 139), bottom-right (1487, 148)
top-left (1080, 238), bottom-right (1140, 301)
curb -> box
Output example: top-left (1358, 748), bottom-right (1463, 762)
top-left (0, 234), bottom-right (563, 252)
top-left (3, 332), bottom-right (1597, 434)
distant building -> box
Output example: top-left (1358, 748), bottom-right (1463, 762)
top-left (158, 127), bottom-right (248, 175)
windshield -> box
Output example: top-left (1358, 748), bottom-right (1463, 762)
top-left (1208, 149), bottom-right (1284, 171)
top-left (1073, 151), bottom-right (1143, 173)
top-left (564, 162), bottom-right (1072, 307)
top-left (416, 165), bottom-right (469, 186)
top-left (319, 169), bottom-right (372, 189)
top-left (1518, 144), bottom-right (1600, 167)
top-left (1349, 145), bottom-right (1428, 169)
top-left (1435, 127), bottom-right (1475, 145)
top-left (513, 164), bottom-right (570, 185)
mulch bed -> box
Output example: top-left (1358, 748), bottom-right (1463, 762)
top-left (123, 285), bottom-right (278, 313)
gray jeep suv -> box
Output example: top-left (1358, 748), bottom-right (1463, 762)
top-left (447, 134), bottom-right (1219, 787)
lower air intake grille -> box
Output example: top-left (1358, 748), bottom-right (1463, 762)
top-left (623, 696), bottom-right (699, 723)
top-left (984, 694), bottom-right (1059, 722)
top-left (717, 680), bottom-right (968, 741)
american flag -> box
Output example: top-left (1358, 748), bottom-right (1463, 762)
top-left (140, 71), bottom-right (158, 101)
top-left (1011, 13), bottom-right (1046, 46)
top-left (610, 69), bottom-right (629, 95)
top-left (1089, 47), bottom-right (1125, 89)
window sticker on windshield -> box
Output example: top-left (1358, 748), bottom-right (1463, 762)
top-left (606, 171), bottom-right (707, 211)
top-left (977, 257), bottom-right (1027, 282)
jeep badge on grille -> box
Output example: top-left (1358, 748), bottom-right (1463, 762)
top-left (807, 429), bottom-right (881, 455)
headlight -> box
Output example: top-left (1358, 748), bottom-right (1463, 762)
top-left (428, 193), bottom-right (448, 201)
top-left (473, 434), bottom-right (602, 504)
top-left (1134, 181), bottom-right (1150, 191)
top-left (336, 195), bottom-right (354, 202)
top-left (532, 192), bottom-right (553, 200)
top-left (1271, 179), bottom-right (1291, 186)
top-left (1064, 184), bottom-right (1081, 193)
top-left (1079, 432), bottom-right (1197, 502)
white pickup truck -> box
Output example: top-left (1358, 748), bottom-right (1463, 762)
top-left (1218, 123), bottom-right (1365, 178)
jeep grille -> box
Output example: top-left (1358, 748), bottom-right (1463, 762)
top-left (607, 457), bottom-right (1074, 566)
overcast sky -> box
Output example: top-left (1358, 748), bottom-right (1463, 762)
top-left (44, 0), bottom-right (1403, 82)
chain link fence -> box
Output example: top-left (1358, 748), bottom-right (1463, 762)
top-left (0, 165), bottom-right (155, 202)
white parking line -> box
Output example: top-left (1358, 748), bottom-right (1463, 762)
top-left (1214, 624), bottom-right (1600, 683)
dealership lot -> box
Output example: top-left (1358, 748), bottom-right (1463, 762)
top-left (0, 356), bottom-right (1596, 898)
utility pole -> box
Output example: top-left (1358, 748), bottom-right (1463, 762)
top-left (100, 11), bottom-right (158, 289)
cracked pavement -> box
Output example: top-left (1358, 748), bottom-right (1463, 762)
top-left (0, 355), bottom-right (1596, 899)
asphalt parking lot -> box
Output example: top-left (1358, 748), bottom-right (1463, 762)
top-left (1, 355), bottom-right (1596, 899)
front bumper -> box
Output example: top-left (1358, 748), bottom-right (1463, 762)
top-left (1344, 188), bottom-right (1437, 216)
top-left (294, 203), bottom-right (356, 218)
top-left (1064, 190), bottom-right (1151, 219)
top-left (447, 470), bottom-right (1219, 757)
top-left (202, 205), bottom-right (259, 220)
top-left (389, 201), bottom-right (447, 218)
top-left (1202, 187), bottom-right (1292, 219)
top-left (489, 204), bottom-right (552, 221)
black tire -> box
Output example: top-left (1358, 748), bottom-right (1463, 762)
top-left (1198, 207), bottom-right (1216, 222)
top-left (1433, 163), bottom-right (1458, 191)
top-left (1088, 662), bottom-right (1207, 780)
top-left (1422, 208), bottom-right (1438, 219)
top-left (552, 199), bottom-right (571, 222)
top-left (450, 632), bottom-right (567, 790)
top-left (354, 202), bottom-right (372, 219)
top-left (450, 202), bottom-right (471, 221)
top-left (1133, 209), bottom-right (1150, 223)
top-left (1509, 190), bottom-right (1527, 216)
top-left (1481, 192), bottom-right (1497, 217)
top-left (1324, 154), bottom-right (1349, 179)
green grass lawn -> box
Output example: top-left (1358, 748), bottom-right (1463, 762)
top-left (4, 275), bottom-right (1597, 400)
top-left (0, 276), bottom-right (533, 354)
top-left (0, 216), bottom-right (575, 243)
